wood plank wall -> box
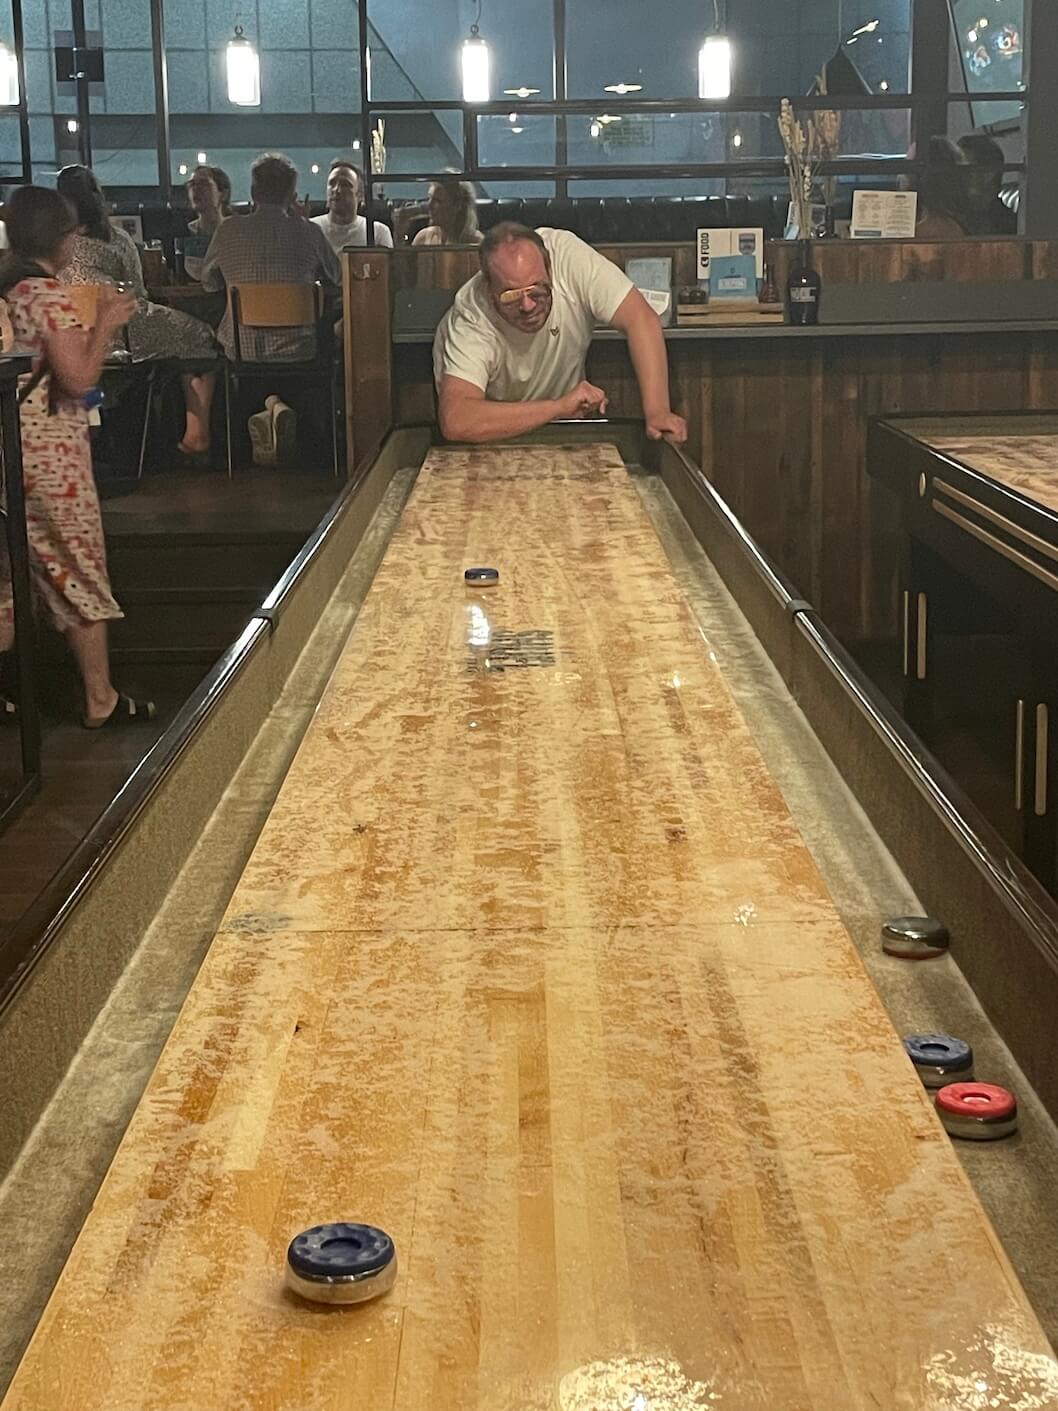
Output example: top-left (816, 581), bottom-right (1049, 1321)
top-left (389, 240), bottom-right (1058, 643)
top-left (343, 251), bottom-right (393, 474)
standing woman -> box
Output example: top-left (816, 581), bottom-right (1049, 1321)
top-left (56, 165), bottom-right (217, 458)
top-left (0, 185), bottom-right (154, 726)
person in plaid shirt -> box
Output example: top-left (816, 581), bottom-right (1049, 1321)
top-left (201, 152), bottom-right (339, 362)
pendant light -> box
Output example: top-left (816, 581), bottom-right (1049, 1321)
top-left (226, 24), bottom-right (260, 107)
top-left (461, 0), bottom-right (491, 104)
top-left (698, 0), bottom-right (732, 99)
top-left (0, 42), bottom-right (19, 107)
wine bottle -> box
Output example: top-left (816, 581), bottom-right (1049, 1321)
top-left (787, 242), bottom-right (821, 326)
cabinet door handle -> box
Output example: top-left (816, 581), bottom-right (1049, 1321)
top-left (1015, 699), bottom-right (1025, 812)
top-left (901, 590), bottom-right (910, 677)
top-left (916, 593), bottom-right (928, 682)
top-left (1035, 703), bottom-right (1049, 818)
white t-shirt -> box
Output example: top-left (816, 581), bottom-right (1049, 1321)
top-left (312, 213), bottom-right (394, 252)
top-left (433, 228), bottom-right (633, 403)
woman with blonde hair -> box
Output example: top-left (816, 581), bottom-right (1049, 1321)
top-left (409, 177), bottom-right (482, 246)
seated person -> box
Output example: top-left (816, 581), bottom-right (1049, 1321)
top-left (434, 221), bottom-right (686, 445)
top-left (958, 133), bottom-right (1019, 236)
top-left (398, 177), bottom-right (482, 247)
top-left (57, 163), bottom-right (217, 457)
top-left (201, 151), bottom-right (340, 362)
top-left (312, 160), bottom-right (393, 251)
top-left (915, 137), bottom-right (969, 240)
top-left (182, 164), bottom-right (233, 281)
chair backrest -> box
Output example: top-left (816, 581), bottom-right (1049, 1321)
top-left (229, 281), bottom-right (326, 365)
top-left (230, 282), bottom-right (323, 329)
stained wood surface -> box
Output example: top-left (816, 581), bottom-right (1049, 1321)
top-left (899, 414), bottom-right (1058, 516)
top-left (6, 444), bottom-right (1057, 1411)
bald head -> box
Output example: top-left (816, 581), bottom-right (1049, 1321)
top-left (480, 222), bottom-right (553, 334)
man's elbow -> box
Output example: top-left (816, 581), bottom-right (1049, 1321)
top-left (439, 401), bottom-right (487, 443)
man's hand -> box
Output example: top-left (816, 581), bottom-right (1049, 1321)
top-left (557, 380), bottom-right (608, 420)
top-left (96, 286), bottom-right (137, 334)
top-left (645, 409), bottom-right (688, 444)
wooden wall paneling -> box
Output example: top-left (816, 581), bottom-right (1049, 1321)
top-left (343, 251), bottom-right (393, 474)
top-left (1032, 243), bottom-right (1058, 280)
top-left (1027, 332), bottom-right (1058, 408)
top-left (816, 342), bottom-right (868, 640)
top-left (394, 345), bottom-right (436, 426)
top-left (708, 344), bottom-right (749, 527)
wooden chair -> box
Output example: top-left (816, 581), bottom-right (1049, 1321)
top-left (224, 281), bottom-right (340, 479)
top-left (68, 282), bottom-right (156, 480)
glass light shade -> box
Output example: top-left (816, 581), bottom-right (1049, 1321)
top-left (698, 35), bottom-right (732, 100)
top-left (226, 31), bottom-right (261, 107)
top-left (461, 33), bottom-right (491, 103)
top-left (0, 43), bottom-right (19, 106)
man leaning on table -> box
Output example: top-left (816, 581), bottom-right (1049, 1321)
top-left (433, 222), bottom-right (687, 445)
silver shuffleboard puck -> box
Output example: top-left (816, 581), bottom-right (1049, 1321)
top-left (464, 567), bottom-right (499, 587)
top-left (881, 916), bottom-right (950, 960)
top-left (935, 1082), bottom-right (1019, 1141)
top-left (903, 1033), bottom-right (974, 1089)
top-left (286, 1222), bottom-right (397, 1305)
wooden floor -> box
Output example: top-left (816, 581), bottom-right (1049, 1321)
top-left (5, 444), bottom-right (1058, 1411)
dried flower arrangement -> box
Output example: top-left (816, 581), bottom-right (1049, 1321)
top-left (777, 97), bottom-right (840, 238)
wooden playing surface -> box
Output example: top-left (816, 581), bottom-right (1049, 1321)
top-left (903, 414), bottom-right (1058, 517)
top-left (6, 443), bottom-right (1058, 1411)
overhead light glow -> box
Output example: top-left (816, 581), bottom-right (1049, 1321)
top-left (879, 79), bottom-right (890, 90)
top-left (509, 111), bottom-right (518, 122)
top-left (504, 86), bottom-right (540, 98)
top-left (196, 150), bottom-right (207, 163)
top-left (311, 163), bottom-right (319, 173)
top-left (597, 113), bottom-right (621, 124)
top-left (732, 129), bottom-right (743, 147)
top-left (178, 163), bottom-right (188, 175)
top-left (589, 120), bottom-right (602, 138)
top-left (0, 42), bottom-right (19, 106)
top-left (698, 35), bottom-right (732, 99)
top-left (604, 82), bottom-right (642, 94)
top-left (226, 25), bottom-right (260, 106)
top-left (66, 118), bottom-right (79, 133)
top-left (968, 27), bottom-right (977, 40)
top-left (510, 126), bottom-right (523, 133)
top-left (461, 28), bottom-right (491, 103)
top-left (352, 138), bottom-right (361, 150)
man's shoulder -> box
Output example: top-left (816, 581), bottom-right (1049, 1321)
top-left (310, 213), bottom-right (329, 229)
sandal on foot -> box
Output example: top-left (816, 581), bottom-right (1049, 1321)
top-left (82, 693), bottom-right (157, 730)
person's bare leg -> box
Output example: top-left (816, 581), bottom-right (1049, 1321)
top-left (66, 619), bottom-right (118, 720)
top-left (178, 372), bottom-right (215, 454)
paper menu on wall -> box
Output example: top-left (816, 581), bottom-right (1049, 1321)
top-left (697, 228), bottom-right (764, 282)
top-left (625, 257), bottom-right (673, 326)
top-left (850, 190), bottom-right (918, 239)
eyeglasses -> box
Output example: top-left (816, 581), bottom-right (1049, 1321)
top-left (496, 282), bottom-right (552, 306)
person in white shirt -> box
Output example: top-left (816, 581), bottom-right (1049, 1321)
top-left (434, 222), bottom-right (687, 445)
top-left (311, 160), bottom-right (393, 252)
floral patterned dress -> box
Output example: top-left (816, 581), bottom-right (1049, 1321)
top-left (0, 278), bottom-right (122, 634)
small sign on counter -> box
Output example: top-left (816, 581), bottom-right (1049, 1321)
top-left (851, 190), bottom-right (918, 239)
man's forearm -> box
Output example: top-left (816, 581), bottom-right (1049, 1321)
top-left (440, 395), bottom-right (565, 444)
top-left (624, 305), bottom-right (673, 417)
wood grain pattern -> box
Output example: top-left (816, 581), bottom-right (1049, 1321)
top-left (342, 251), bottom-right (393, 474)
top-left (4, 443), bottom-right (1057, 1411)
top-left (901, 414), bottom-right (1058, 515)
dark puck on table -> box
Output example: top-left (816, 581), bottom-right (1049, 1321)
top-left (903, 1033), bottom-right (974, 1089)
top-left (881, 916), bottom-right (950, 960)
top-left (286, 1223), bottom-right (397, 1305)
top-left (464, 567), bottom-right (499, 587)
top-left (935, 1082), bottom-right (1019, 1141)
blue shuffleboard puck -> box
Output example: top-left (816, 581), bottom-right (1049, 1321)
top-left (464, 567), bottom-right (499, 587)
top-left (286, 1223), bottom-right (397, 1305)
top-left (881, 916), bottom-right (950, 960)
top-left (903, 1033), bottom-right (974, 1089)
